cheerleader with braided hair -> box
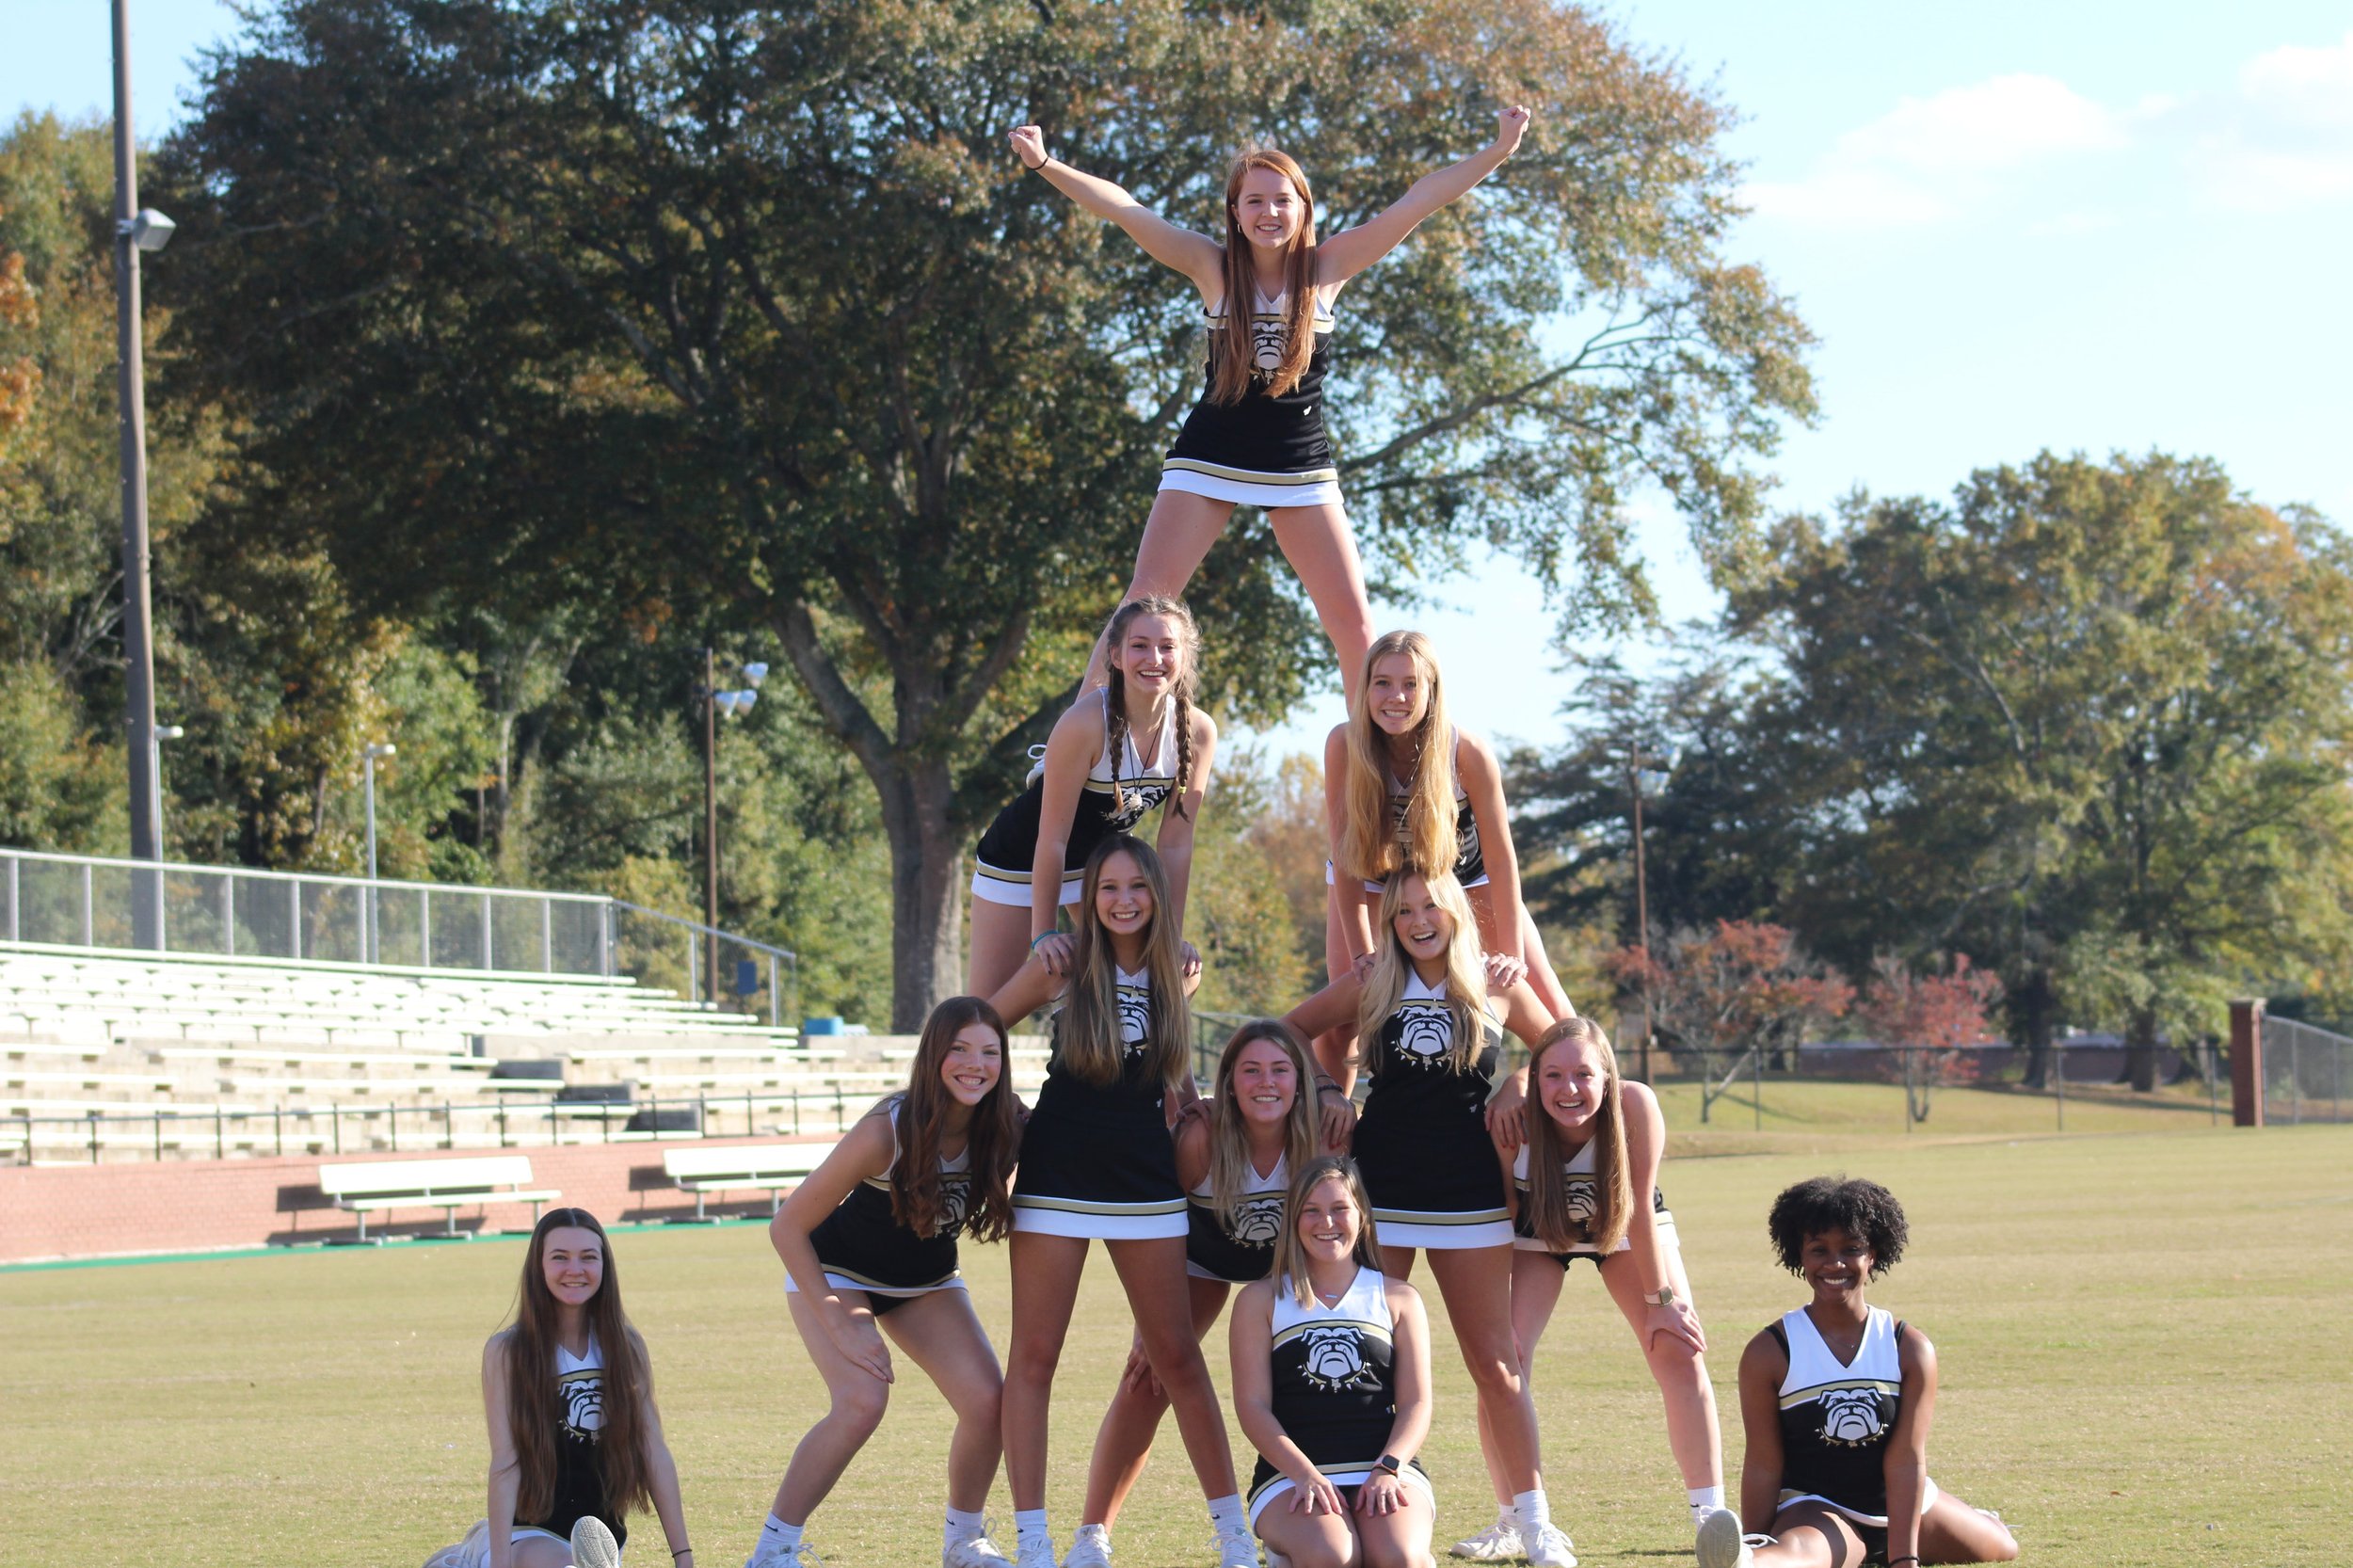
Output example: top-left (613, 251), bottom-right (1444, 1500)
top-left (969, 597), bottom-right (1216, 1000)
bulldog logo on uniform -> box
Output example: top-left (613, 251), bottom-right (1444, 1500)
top-left (1228, 1193), bottom-right (1284, 1249)
top-left (1565, 1179), bottom-right (1598, 1227)
top-left (558, 1370), bottom-right (604, 1442)
top-left (1301, 1325), bottom-right (1380, 1392)
top-left (1116, 985), bottom-right (1151, 1056)
top-left (1393, 1003), bottom-right (1453, 1069)
top-left (1107, 782), bottom-right (1173, 834)
top-left (1249, 315), bottom-right (1289, 376)
top-left (1818, 1387), bottom-right (1886, 1445)
top-left (937, 1176), bottom-right (972, 1239)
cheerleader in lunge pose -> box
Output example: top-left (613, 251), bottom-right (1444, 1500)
top-left (1063, 1020), bottom-right (1327, 1568)
top-left (424, 1210), bottom-right (690, 1568)
top-left (1006, 109), bottom-right (1532, 703)
top-left (1284, 872), bottom-right (1573, 1567)
top-left (1229, 1154), bottom-right (1437, 1568)
top-left (749, 997), bottom-right (1024, 1568)
top-left (1325, 632), bottom-right (1570, 1018)
top-left (987, 836), bottom-right (1255, 1568)
top-left (1453, 1016), bottom-right (1721, 1562)
top-left (1698, 1178), bottom-right (2018, 1568)
top-left (968, 596), bottom-right (1216, 1000)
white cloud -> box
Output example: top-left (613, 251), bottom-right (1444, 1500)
top-left (1744, 74), bottom-right (2128, 230)
top-left (2185, 30), bottom-right (2353, 211)
top-left (2239, 30), bottom-right (2353, 130)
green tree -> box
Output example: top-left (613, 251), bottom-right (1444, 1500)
top-left (1727, 453), bottom-right (2353, 1088)
top-left (160, 0), bottom-right (1813, 1025)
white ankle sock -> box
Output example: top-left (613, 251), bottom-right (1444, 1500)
top-left (761, 1513), bottom-right (804, 1549)
top-left (1514, 1490), bottom-right (1551, 1530)
top-left (1207, 1495), bottom-right (1247, 1534)
top-left (946, 1505), bottom-right (986, 1546)
top-left (1689, 1485), bottom-right (1725, 1524)
top-left (1015, 1509), bottom-right (1050, 1551)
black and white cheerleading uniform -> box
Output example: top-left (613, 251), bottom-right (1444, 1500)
top-left (1160, 287), bottom-right (1342, 510)
top-left (1509, 1139), bottom-right (1676, 1270)
top-left (1186, 1153), bottom-right (1289, 1283)
top-left (1010, 966), bottom-right (1188, 1239)
top-left (1245, 1267), bottom-right (1433, 1528)
top-left (971, 692), bottom-right (1180, 908)
top-left (1770, 1306), bottom-right (1938, 1540)
top-left (786, 1096), bottom-right (973, 1316)
top-left (1351, 974), bottom-right (1513, 1249)
top-left (1326, 730), bottom-right (1489, 893)
top-left (521, 1336), bottom-right (624, 1548)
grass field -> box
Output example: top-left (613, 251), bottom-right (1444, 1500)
top-left (4, 1095), bottom-right (2348, 1568)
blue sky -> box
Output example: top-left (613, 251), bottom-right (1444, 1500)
top-left (10, 2), bottom-right (2353, 761)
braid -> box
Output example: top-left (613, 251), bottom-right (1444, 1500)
top-left (1103, 684), bottom-right (1129, 819)
top-left (1172, 690), bottom-right (1195, 820)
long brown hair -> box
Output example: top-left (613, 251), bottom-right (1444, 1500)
top-left (1100, 596), bottom-right (1202, 823)
top-left (1211, 148), bottom-right (1320, 405)
top-left (1520, 1017), bottom-right (1635, 1254)
top-left (1339, 631), bottom-right (1459, 883)
top-left (1355, 871), bottom-right (1490, 1074)
top-left (1271, 1154), bottom-right (1385, 1306)
top-left (889, 996), bottom-right (1021, 1244)
top-left (1055, 835), bottom-right (1192, 1090)
top-left (501, 1208), bottom-right (651, 1526)
top-left (1206, 1019), bottom-right (1321, 1232)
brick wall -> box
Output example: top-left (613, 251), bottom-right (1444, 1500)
top-left (0, 1137), bottom-right (835, 1264)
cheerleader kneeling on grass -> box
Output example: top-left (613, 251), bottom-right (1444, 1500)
top-left (424, 1208), bottom-right (690, 1568)
top-left (748, 995), bottom-right (1024, 1568)
top-left (1698, 1178), bottom-right (2018, 1568)
top-left (1229, 1153), bottom-right (1438, 1568)
top-left (1454, 1016), bottom-right (1724, 1562)
top-left (987, 834), bottom-right (1257, 1568)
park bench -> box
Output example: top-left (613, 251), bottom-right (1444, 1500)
top-left (316, 1154), bottom-right (562, 1242)
top-left (662, 1140), bottom-right (838, 1221)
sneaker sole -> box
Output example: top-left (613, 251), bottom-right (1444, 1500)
top-left (568, 1517), bottom-right (621, 1568)
top-left (1695, 1510), bottom-right (1747, 1568)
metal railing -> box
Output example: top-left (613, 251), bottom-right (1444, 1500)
top-left (2260, 1016), bottom-right (2351, 1126)
top-left (0, 847), bottom-right (797, 1022)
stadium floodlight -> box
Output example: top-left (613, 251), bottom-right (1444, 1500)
top-left (742, 663), bottom-right (768, 686)
top-left (732, 689), bottom-right (759, 712)
top-left (121, 207), bottom-right (176, 252)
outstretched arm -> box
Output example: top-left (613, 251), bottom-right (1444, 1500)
top-left (1010, 125), bottom-right (1225, 294)
top-left (1316, 105), bottom-right (1529, 286)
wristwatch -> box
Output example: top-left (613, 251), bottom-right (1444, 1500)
top-left (1375, 1454), bottom-right (1403, 1476)
top-left (1645, 1285), bottom-right (1677, 1306)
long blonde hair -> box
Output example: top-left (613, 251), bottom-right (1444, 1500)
top-left (1521, 1016), bottom-right (1635, 1254)
top-left (1339, 631), bottom-right (1459, 883)
top-left (1055, 835), bottom-right (1192, 1090)
top-left (1272, 1154), bottom-right (1385, 1305)
top-left (1101, 596), bottom-right (1202, 823)
top-left (1211, 148), bottom-right (1320, 406)
top-left (1206, 1019), bottom-right (1322, 1232)
top-left (1354, 871), bottom-right (1490, 1074)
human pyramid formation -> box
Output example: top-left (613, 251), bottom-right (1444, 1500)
top-left (432, 113), bottom-right (2022, 1568)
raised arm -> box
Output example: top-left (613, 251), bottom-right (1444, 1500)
top-left (1316, 106), bottom-right (1529, 286)
top-left (1010, 126), bottom-right (1225, 296)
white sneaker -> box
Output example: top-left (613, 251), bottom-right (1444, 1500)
top-left (1693, 1509), bottom-right (1752, 1568)
top-left (1062, 1526), bottom-right (1112, 1568)
top-left (1451, 1519), bottom-right (1528, 1561)
top-left (569, 1518), bottom-right (621, 1568)
top-left (1212, 1522), bottom-right (1261, 1568)
top-left (1016, 1534), bottom-right (1060, 1568)
top-left (746, 1538), bottom-right (824, 1568)
top-left (1524, 1522), bottom-right (1577, 1568)
top-left (948, 1530), bottom-right (1014, 1568)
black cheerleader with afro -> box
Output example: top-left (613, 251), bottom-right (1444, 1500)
top-left (1767, 1176), bottom-right (1910, 1275)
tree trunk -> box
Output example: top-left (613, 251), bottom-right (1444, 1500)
top-left (2013, 968), bottom-right (2056, 1090)
top-left (872, 751), bottom-right (965, 1032)
top-left (2126, 1005), bottom-right (2160, 1092)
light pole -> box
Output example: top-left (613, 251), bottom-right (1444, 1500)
top-left (697, 652), bottom-right (766, 1003)
top-left (362, 743), bottom-right (395, 962)
top-left (112, 0), bottom-right (175, 946)
top-left (1627, 742), bottom-right (1676, 1081)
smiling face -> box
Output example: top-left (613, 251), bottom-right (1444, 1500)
top-left (1800, 1225), bottom-right (1878, 1297)
top-left (1231, 165), bottom-right (1307, 253)
top-left (1535, 1033), bottom-right (1609, 1137)
top-left (1110, 611), bottom-right (1184, 702)
top-left (539, 1225), bottom-right (604, 1309)
top-left (1227, 1035), bottom-right (1301, 1128)
top-left (1366, 650), bottom-right (1433, 740)
top-left (938, 1019), bottom-right (1003, 1108)
top-left (1093, 849), bottom-right (1156, 941)
top-left (1389, 874), bottom-right (1453, 968)
top-left (1295, 1175), bottom-right (1361, 1263)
